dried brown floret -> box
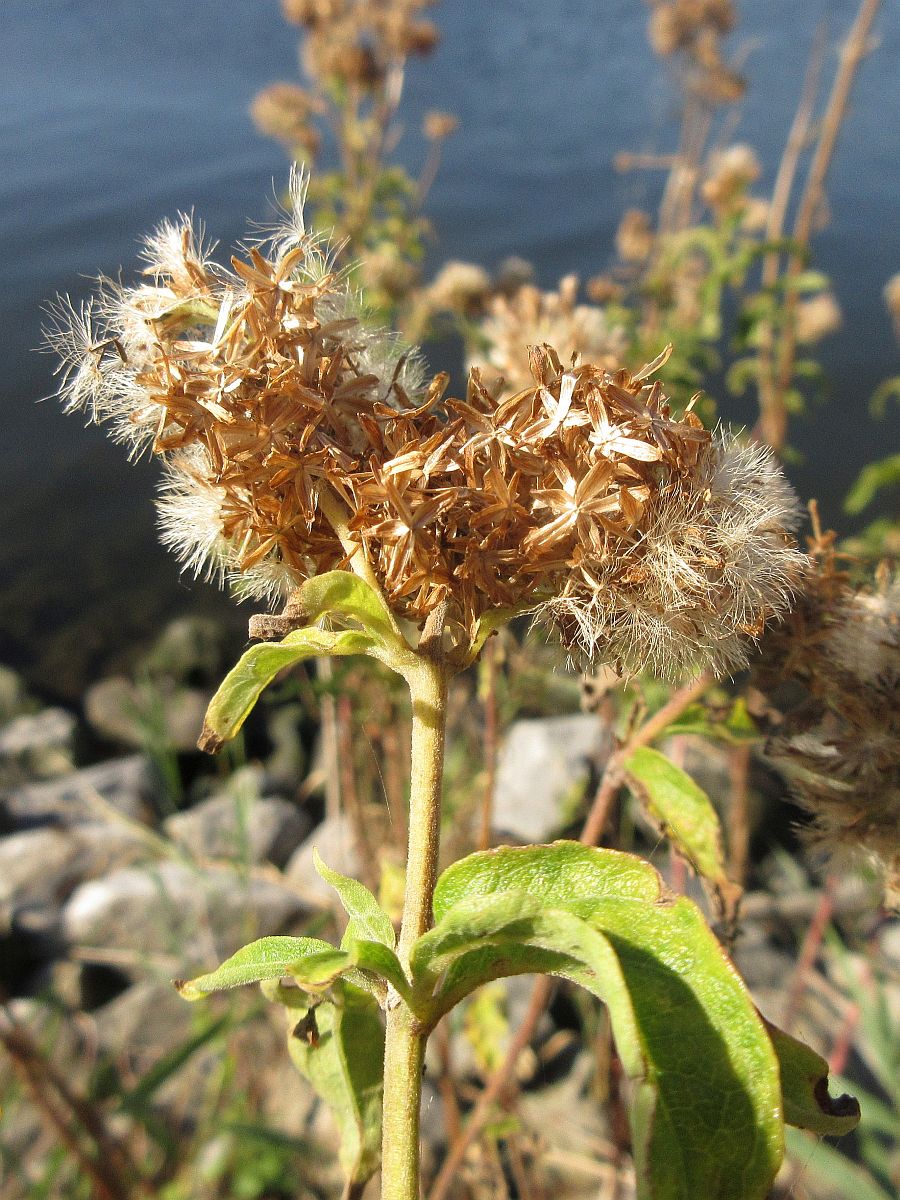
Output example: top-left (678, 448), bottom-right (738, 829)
top-left (47, 175), bottom-right (804, 684)
top-left (756, 533), bottom-right (900, 906)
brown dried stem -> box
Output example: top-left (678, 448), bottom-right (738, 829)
top-left (0, 1006), bottom-right (149, 1200)
top-left (727, 741), bottom-right (753, 887)
top-left (780, 873), bottom-right (839, 1032)
top-left (755, 0), bottom-right (882, 449)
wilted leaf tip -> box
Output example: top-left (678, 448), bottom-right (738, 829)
top-left (197, 721), bottom-right (225, 755)
top-left (813, 1077), bottom-right (860, 1124)
top-left (173, 978), bottom-right (204, 1001)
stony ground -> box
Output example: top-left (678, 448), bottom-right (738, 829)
top-left (0, 620), bottom-right (896, 1199)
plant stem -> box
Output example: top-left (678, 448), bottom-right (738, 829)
top-left (381, 653), bottom-right (449, 1199)
top-left (429, 671), bottom-right (713, 1199)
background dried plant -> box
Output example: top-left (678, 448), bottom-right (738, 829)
top-left (251, 0), bottom-right (452, 326)
top-left (755, 529), bottom-right (900, 906)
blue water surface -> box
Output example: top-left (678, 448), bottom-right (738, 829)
top-left (1, 0), bottom-right (897, 692)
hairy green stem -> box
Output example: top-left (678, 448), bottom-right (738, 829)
top-left (381, 654), bottom-right (448, 1199)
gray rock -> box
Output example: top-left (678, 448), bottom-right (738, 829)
top-left (84, 676), bottom-right (210, 752)
top-left (95, 980), bottom-right (195, 1062)
top-left (163, 792), bottom-right (310, 868)
top-left (0, 708), bottom-right (76, 760)
top-left (517, 1050), bottom-right (616, 1164)
top-left (142, 616), bottom-right (231, 686)
top-left (284, 814), bottom-right (362, 903)
top-left (95, 983), bottom-right (318, 1132)
top-left (0, 825), bottom-right (148, 934)
top-left (492, 714), bottom-right (613, 842)
top-left (0, 707), bottom-right (77, 787)
top-left (0, 665), bottom-right (29, 724)
top-left (2, 755), bottom-right (162, 830)
top-left (62, 860), bottom-right (307, 976)
top-left (263, 703), bottom-right (308, 793)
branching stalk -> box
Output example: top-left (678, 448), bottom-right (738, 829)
top-left (755, 0), bottom-right (882, 449)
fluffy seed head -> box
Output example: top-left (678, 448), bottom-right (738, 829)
top-left (757, 549), bottom-right (900, 906)
top-left (469, 275), bottom-right (628, 396)
top-left (47, 182), bottom-right (804, 683)
top-left (539, 433), bottom-right (805, 679)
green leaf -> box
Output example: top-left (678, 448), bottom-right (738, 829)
top-left (313, 848), bottom-right (396, 948)
top-left (288, 947), bottom-right (356, 991)
top-left (421, 844), bottom-right (785, 1200)
top-left (432, 840), bottom-right (663, 923)
top-left (726, 356), bottom-right (762, 396)
top-left (175, 936), bottom-right (335, 999)
top-left (624, 747), bottom-right (730, 889)
top-left (286, 982), bottom-right (384, 1189)
top-left (844, 453), bottom-right (900, 515)
top-left (786, 270), bottom-right (831, 293)
top-left (297, 570), bottom-right (402, 649)
top-left (763, 1020), bottom-right (860, 1136)
top-left (348, 939), bottom-right (414, 1006)
top-left (869, 375), bottom-right (900, 418)
top-left (293, 939), bottom-right (414, 1007)
top-left (198, 626), bottom-right (375, 752)
top-left (665, 697), bottom-right (759, 743)
top-left (412, 891), bottom-right (643, 1050)
top-left (466, 605), bottom-right (529, 665)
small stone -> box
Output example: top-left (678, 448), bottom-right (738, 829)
top-left (0, 708), bottom-right (76, 759)
top-left (62, 860), bottom-right (308, 977)
top-left (517, 1050), bottom-right (612, 1159)
top-left (95, 980), bottom-right (196, 1063)
top-left (263, 703), bottom-right (308, 793)
top-left (0, 707), bottom-right (77, 783)
top-left (163, 792), bottom-right (310, 868)
top-left (285, 814), bottom-right (362, 903)
top-left (2, 755), bottom-right (163, 830)
top-left (142, 616), bottom-right (233, 686)
top-left (0, 825), bottom-right (148, 934)
top-left (84, 676), bottom-right (210, 752)
top-left (492, 714), bottom-right (613, 842)
top-left (0, 665), bottom-right (30, 724)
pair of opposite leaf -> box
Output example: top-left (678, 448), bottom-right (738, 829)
top-left (178, 841), bottom-right (859, 1200)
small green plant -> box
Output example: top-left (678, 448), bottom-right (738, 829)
top-left (45, 177), bottom-right (864, 1200)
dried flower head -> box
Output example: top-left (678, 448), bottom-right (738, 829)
top-left (883, 272), bottom-right (900, 339)
top-left (648, 3), bottom-right (739, 66)
top-left (296, 0), bottom-right (439, 90)
top-left (469, 276), bottom-right (628, 396)
top-left (539, 428), bottom-right (805, 678)
top-left (47, 178), bottom-right (803, 684)
top-left (616, 209), bottom-right (655, 264)
top-left (757, 550), bottom-right (900, 906)
top-left (701, 144), bottom-right (761, 212)
top-left (251, 83), bottom-right (322, 157)
top-left (425, 261), bottom-right (492, 316)
top-left (422, 110), bottom-right (459, 141)
top-left (46, 170), bottom-right (423, 603)
top-left (794, 293), bottom-right (842, 345)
